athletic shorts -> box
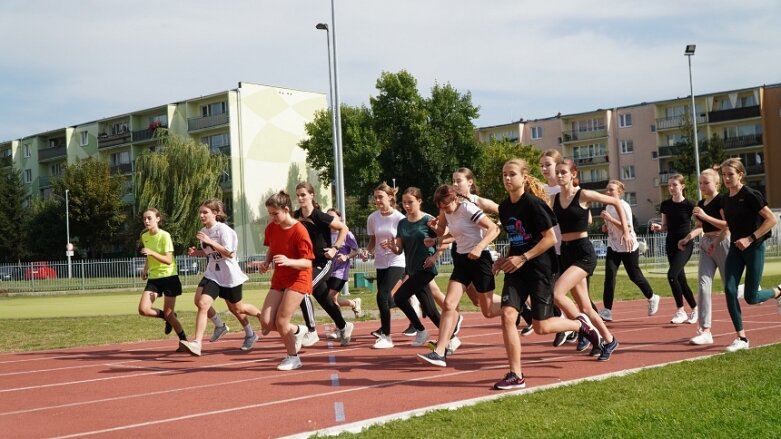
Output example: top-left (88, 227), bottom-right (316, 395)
top-left (144, 275), bottom-right (182, 297)
top-left (500, 255), bottom-right (555, 321)
top-left (450, 250), bottom-right (495, 293)
top-left (560, 238), bottom-right (597, 276)
top-left (327, 276), bottom-right (347, 292)
top-left (198, 277), bottom-right (243, 304)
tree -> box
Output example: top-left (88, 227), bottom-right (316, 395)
top-left (25, 199), bottom-right (65, 260)
top-left (0, 167), bottom-right (29, 261)
top-left (52, 158), bottom-right (126, 258)
top-left (134, 132), bottom-right (229, 253)
top-left (474, 139), bottom-right (543, 204)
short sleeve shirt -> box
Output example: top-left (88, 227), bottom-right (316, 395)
top-left (660, 198), bottom-right (694, 238)
top-left (294, 208), bottom-right (334, 266)
top-left (141, 229), bottom-right (177, 279)
top-left (330, 230), bottom-right (359, 281)
top-left (367, 210), bottom-right (406, 269)
top-left (397, 213), bottom-right (438, 276)
top-left (499, 192), bottom-right (557, 257)
top-left (200, 222), bottom-right (248, 288)
top-left (265, 222), bottom-right (314, 293)
top-left (697, 194), bottom-right (725, 234)
top-left (723, 186), bottom-right (769, 244)
top-left (605, 200), bottom-right (638, 253)
top-left (445, 201), bottom-right (486, 254)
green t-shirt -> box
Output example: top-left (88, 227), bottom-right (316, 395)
top-left (141, 229), bottom-right (177, 279)
top-left (397, 213), bottom-right (438, 276)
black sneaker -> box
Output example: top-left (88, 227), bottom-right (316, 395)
top-left (493, 372), bottom-right (526, 390)
top-left (453, 313), bottom-right (464, 336)
top-left (417, 351), bottom-right (447, 367)
top-left (552, 331), bottom-right (568, 347)
top-left (164, 312), bottom-right (176, 335)
top-left (598, 337), bottom-right (619, 362)
top-left (589, 343), bottom-right (602, 357)
top-left (520, 324), bottom-right (534, 336)
top-left (402, 324), bottom-right (417, 337)
top-left (566, 331), bottom-right (578, 343)
top-left (371, 328), bottom-right (384, 339)
top-left (575, 333), bottom-right (591, 352)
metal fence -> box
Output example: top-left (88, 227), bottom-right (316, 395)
top-left (1, 233), bottom-right (778, 295)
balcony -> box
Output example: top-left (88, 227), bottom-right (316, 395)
top-left (38, 175), bottom-right (54, 188)
top-left (188, 113), bottom-right (229, 131)
top-left (38, 145), bottom-right (66, 162)
top-left (658, 172), bottom-right (676, 184)
top-left (707, 105), bottom-right (760, 124)
top-left (561, 128), bottom-right (607, 143)
top-left (724, 133), bottom-right (763, 150)
top-left (132, 125), bottom-right (167, 142)
top-left (573, 155), bottom-right (608, 167)
top-left (658, 146), bottom-right (675, 158)
top-left (1, 155), bottom-right (11, 167)
top-left (579, 179), bottom-right (609, 190)
top-left (110, 163), bottom-right (133, 175)
top-left (211, 144), bottom-right (231, 155)
top-left (655, 114), bottom-right (707, 131)
top-left (98, 132), bottom-right (132, 149)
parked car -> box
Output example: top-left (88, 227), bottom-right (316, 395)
top-left (176, 256), bottom-right (200, 276)
top-left (591, 240), bottom-right (608, 257)
top-left (24, 261), bottom-right (57, 280)
top-left (0, 266), bottom-right (23, 281)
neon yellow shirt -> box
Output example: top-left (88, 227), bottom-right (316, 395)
top-left (141, 229), bottom-right (177, 279)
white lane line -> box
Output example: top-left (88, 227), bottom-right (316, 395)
top-left (333, 402), bottom-right (345, 423)
top-left (0, 360), bottom-right (142, 377)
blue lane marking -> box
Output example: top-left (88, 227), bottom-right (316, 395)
top-left (334, 401), bottom-right (345, 422)
top-left (330, 373), bottom-right (340, 387)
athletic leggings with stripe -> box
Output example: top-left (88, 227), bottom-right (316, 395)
top-left (666, 236), bottom-right (697, 309)
top-left (723, 241), bottom-right (777, 332)
top-left (300, 260), bottom-right (347, 331)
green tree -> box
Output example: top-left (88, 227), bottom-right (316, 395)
top-left (52, 158), bottom-right (126, 258)
top-left (25, 199), bottom-right (65, 260)
top-left (474, 139), bottom-right (543, 204)
top-left (0, 168), bottom-right (29, 261)
top-left (134, 132), bottom-right (229, 253)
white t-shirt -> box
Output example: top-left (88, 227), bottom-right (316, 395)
top-left (367, 209), bottom-right (406, 269)
top-left (544, 184), bottom-right (562, 255)
top-left (445, 201), bottom-right (486, 254)
top-left (200, 222), bottom-right (248, 287)
top-left (605, 200), bottom-right (638, 253)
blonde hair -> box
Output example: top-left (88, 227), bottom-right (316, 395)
top-left (700, 168), bottom-right (721, 188)
top-left (504, 158), bottom-right (549, 203)
top-left (720, 158), bottom-right (745, 183)
top-left (541, 149), bottom-right (563, 164)
top-left (374, 182), bottom-right (398, 208)
top-left (607, 180), bottom-right (625, 196)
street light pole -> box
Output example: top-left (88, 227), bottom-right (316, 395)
top-left (65, 189), bottom-right (72, 279)
top-left (316, 22), bottom-right (340, 213)
top-left (330, 0), bottom-right (346, 222)
top-left (685, 44), bottom-right (702, 200)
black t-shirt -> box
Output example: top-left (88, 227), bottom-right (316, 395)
top-left (660, 198), bottom-right (694, 238)
top-left (294, 208), bottom-right (334, 265)
top-left (723, 186), bottom-right (769, 244)
top-left (697, 193), bottom-right (724, 234)
top-left (499, 192), bottom-right (557, 258)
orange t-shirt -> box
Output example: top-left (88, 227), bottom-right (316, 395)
top-left (264, 222), bottom-right (314, 293)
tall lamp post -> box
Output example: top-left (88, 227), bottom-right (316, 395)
top-left (329, 0), bottom-right (346, 221)
top-left (685, 44), bottom-right (702, 199)
top-left (316, 22), bottom-right (341, 215)
top-left (65, 189), bottom-right (72, 279)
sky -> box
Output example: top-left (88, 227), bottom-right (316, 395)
top-left (1, 0), bottom-right (779, 141)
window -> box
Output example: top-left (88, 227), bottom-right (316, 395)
top-left (79, 131), bottom-right (89, 146)
top-left (738, 94), bottom-right (756, 108)
top-left (51, 163), bottom-right (64, 176)
top-left (620, 139), bottom-right (634, 154)
top-left (110, 151), bottom-right (131, 166)
top-left (149, 114), bottom-right (168, 127)
top-left (623, 192), bottom-right (637, 205)
top-left (531, 127), bottom-right (543, 140)
top-left (572, 143), bottom-right (607, 159)
top-left (621, 165), bottom-right (636, 180)
top-left (201, 133), bottom-right (230, 153)
top-left (24, 144), bottom-right (31, 158)
top-left (619, 113), bottom-right (632, 128)
top-left (201, 101), bottom-right (227, 117)
top-left (24, 169), bottom-right (32, 183)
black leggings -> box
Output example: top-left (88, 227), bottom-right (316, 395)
top-left (666, 238), bottom-right (696, 309)
top-left (602, 247), bottom-right (654, 309)
top-left (300, 260), bottom-right (346, 331)
top-left (394, 271), bottom-right (440, 331)
top-left (377, 266), bottom-right (405, 335)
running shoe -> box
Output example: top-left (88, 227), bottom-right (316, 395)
top-left (446, 336), bottom-right (462, 355)
top-left (599, 308), bottom-right (613, 322)
top-left (240, 333), bottom-right (258, 351)
top-left (687, 308), bottom-right (698, 324)
top-left (411, 329), bottom-right (429, 347)
top-left (339, 322), bottom-right (354, 346)
top-left (689, 330), bottom-right (713, 345)
top-left (725, 338), bottom-right (749, 352)
top-left (326, 332), bottom-right (339, 340)
top-left (277, 355), bottom-right (302, 371)
top-left (373, 334), bottom-right (394, 349)
top-left (302, 330), bottom-right (320, 347)
top-left (493, 372), bottom-right (526, 390)
top-left (402, 324), bottom-right (417, 337)
top-left (566, 331), bottom-right (578, 343)
top-left (576, 333), bottom-right (590, 352)
top-left (352, 298), bottom-right (364, 318)
top-left (209, 324), bottom-right (229, 342)
top-left (553, 331), bottom-right (569, 347)
top-left (576, 314), bottom-right (600, 348)
top-left (670, 309), bottom-right (688, 324)
top-left (598, 337), bottom-right (619, 362)
top-left (453, 313), bottom-right (464, 336)
top-left (179, 340), bottom-right (201, 356)
top-left (417, 351), bottom-right (447, 367)
top-left (775, 284), bottom-right (781, 315)
top-left (294, 325), bottom-right (307, 353)
top-left (371, 328), bottom-right (384, 339)
top-left (589, 342), bottom-right (603, 357)
top-left (520, 324), bottom-right (534, 336)
top-left (648, 294), bottom-right (660, 316)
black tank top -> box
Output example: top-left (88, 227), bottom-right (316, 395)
top-left (553, 189), bottom-right (589, 234)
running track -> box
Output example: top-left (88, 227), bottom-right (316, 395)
top-left (1, 296), bottom-right (780, 438)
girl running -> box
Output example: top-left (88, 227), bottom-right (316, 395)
top-left (492, 158), bottom-right (601, 389)
top-left (599, 180), bottom-right (660, 320)
top-left (179, 199), bottom-right (262, 356)
top-left (719, 158), bottom-right (781, 352)
top-left (325, 209), bottom-right (363, 325)
top-left (137, 208), bottom-right (186, 348)
top-left (650, 174), bottom-right (697, 324)
top-left (258, 191), bottom-right (314, 370)
top-left (676, 169), bottom-right (729, 345)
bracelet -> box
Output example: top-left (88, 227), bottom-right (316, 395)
top-left (749, 233), bottom-right (758, 243)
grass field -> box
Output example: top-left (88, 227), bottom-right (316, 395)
top-left (2, 263), bottom-right (781, 437)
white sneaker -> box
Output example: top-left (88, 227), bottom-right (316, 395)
top-left (294, 325), bottom-right (307, 353)
top-left (339, 322), bottom-right (354, 346)
top-left (670, 309), bottom-right (687, 324)
top-left (687, 308), bottom-right (698, 324)
top-left (277, 355), bottom-right (302, 371)
top-left (689, 330), bottom-right (713, 345)
top-left (446, 336), bottom-right (462, 354)
top-left (180, 340), bottom-right (201, 356)
top-left (725, 338), bottom-right (749, 352)
top-left (352, 298), bottom-right (364, 318)
top-left (302, 330), bottom-right (320, 347)
top-left (648, 294), bottom-right (660, 316)
top-left (599, 308), bottom-right (613, 322)
top-left (326, 332), bottom-right (339, 340)
top-left (411, 329), bottom-right (429, 347)
top-left (373, 334), bottom-right (394, 349)
top-left (775, 285), bottom-right (781, 315)
top-left (209, 324), bottom-right (229, 342)
top-left (410, 295), bottom-right (423, 318)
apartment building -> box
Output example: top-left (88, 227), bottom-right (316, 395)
top-left (476, 83), bottom-right (779, 227)
top-left (0, 82), bottom-right (328, 256)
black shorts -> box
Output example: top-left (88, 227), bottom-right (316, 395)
top-left (560, 238), bottom-right (597, 275)
top-left (198, 277), bottom-right (243, 304)
top-left (144, 276), bottom-right (183, 297)
top-left (450, 250), bottom-right (495, 293)
top-left (327, 277), bottom-right (347, 292)
top-left (500, 255), bottom-right (555, 321)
